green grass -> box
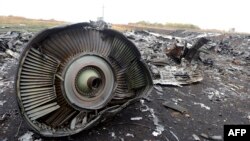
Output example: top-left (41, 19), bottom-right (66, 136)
top-left (0, 15), bottom-right (67, 32)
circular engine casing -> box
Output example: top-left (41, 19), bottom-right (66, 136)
top-left (15, 23), bottom-right (153, 137)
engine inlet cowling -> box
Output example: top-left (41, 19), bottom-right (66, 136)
top-left (15, 23), bottom-right (153, 137)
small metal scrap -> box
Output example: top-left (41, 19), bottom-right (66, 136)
top-left (192, 134), bottom-right (200, 141)
top-left (130, 117), bottom-right (143, 121)
top-left (162, 101), bottom-right (187, 114)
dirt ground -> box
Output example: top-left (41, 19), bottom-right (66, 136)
top-left (0, 28), bottom-right (250, 141)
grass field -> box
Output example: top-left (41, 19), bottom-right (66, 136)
top-left (0, 15), bottom-right (232, 34)
top-left (0, 15), bottom-right (67, 32)
top-left (111, 23), bottom-right (229, 35)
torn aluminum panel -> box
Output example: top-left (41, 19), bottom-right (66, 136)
top-left (153, 61), bottom-right (203, 87)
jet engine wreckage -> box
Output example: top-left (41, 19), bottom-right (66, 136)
top-left (15, 23), bottom-right (153, 137)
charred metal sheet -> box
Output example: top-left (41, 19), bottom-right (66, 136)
top-left (165, 37), bottom-right (209, 63)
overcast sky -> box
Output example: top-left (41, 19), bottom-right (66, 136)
top-left (0, 0), bottom-right (249, 32)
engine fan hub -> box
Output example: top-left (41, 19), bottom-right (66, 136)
top-left (62, 55), bottom-right (115, 110)
top-left (75, 67), bottom-right (102, 96)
